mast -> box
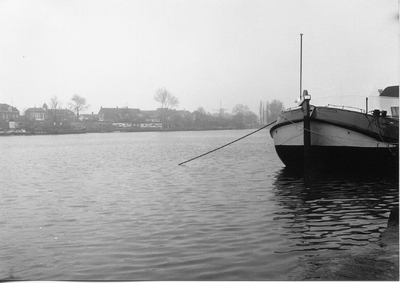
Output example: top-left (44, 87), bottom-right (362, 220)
top-left (301, 34), bottom-right (311, 171)
top-left (300, 33), bottom-right (303, 100)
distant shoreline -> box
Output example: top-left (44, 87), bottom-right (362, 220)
top-left (0, 126), bottom-right (259, 136)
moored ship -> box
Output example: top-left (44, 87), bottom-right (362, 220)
top-left (269, 86), bottom-right (399, 171)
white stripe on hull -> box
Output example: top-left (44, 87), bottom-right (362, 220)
top-left (271, 121), bottom-right (396, 148)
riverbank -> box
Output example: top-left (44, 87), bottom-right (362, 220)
top-left (0, 123), bottom-right (248, 136)
top-left (289, 206), bottom-right (399, 281)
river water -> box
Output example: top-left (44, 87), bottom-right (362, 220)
top-left (0, 130), bottom-right (398, 280)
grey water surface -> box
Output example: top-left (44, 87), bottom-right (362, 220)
top-left (0, 130), bottom-right (398, 280)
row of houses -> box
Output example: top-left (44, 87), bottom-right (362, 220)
top-left (1, 103), bottom-right (76, 120)
top-left (0, 102), bottom-right (193, 131)
top-left (0, 103), bottom-right (78, 131)
top-left (88, 107), bottom-right (194, 129)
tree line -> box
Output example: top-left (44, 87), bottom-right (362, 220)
top-left (41, 88), bottom-right (284, 129)
top-left (48, 94), bottom-right (89, 118)
top-left (259, 99), bottom-right (285, 125)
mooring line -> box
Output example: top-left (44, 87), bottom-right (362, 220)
top-left (178, 120), bottom-right (277, 166)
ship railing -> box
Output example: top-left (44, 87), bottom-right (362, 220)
top-left (325, 104), bottom-right (366, 113)
top-left (281, 106), bottom-right (302, 112)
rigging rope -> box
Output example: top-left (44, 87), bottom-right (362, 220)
top-left (178, 120), bottom-right (277, 166)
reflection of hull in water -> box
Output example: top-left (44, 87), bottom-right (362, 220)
top-left (272, 166), bottom-right (399, 253)
top-left (270, 87), bottom-right (399, 171)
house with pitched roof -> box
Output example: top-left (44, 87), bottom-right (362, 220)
top-left (80, 113), bottom-right (99, 122)
top-left (0, 103), bottom-right (19, 121)
top-left (138, 109), bottom-right (163, 128)
top-left (141, 109), bottom-right (161, 123)
top-left (25, 106), bottom-right (47, 121)
top-left (98, 107), bottom-right (141, 123)
top-left (46, 108), bottom-right (76, 123)
top-left (0, 103), bottom-right (20, 130)
top-left (22, 104), bottom-right (76, 132)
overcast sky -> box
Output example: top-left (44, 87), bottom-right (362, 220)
top-left (0, 0), bottom-right (398, 115)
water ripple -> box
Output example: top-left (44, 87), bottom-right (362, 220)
top-left (0, 131), bottom-right (397, 280)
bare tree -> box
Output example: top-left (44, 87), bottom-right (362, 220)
top-left (196, 106), bottom-right (207, 116)
top-left (193, 106), bottom-right (207, 124)
top-left (232, 104), bottom-right (250, 115)
top-left (244, 111), bottom-right (258, 126)
top-left (49, 95), bottom-right (62, 125)
top-left (154, 88), bottom-right (179, 109)
top-left (49, 95), bottom-right (61, 110)
top-left (267, 99), bottom-right (284, 122)
top-left (154, 88), bottom-right (179, 128)
top-left (232, 104), bottom-right (250, 128)
top-left (69, 94), bottom-right (88, 119)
